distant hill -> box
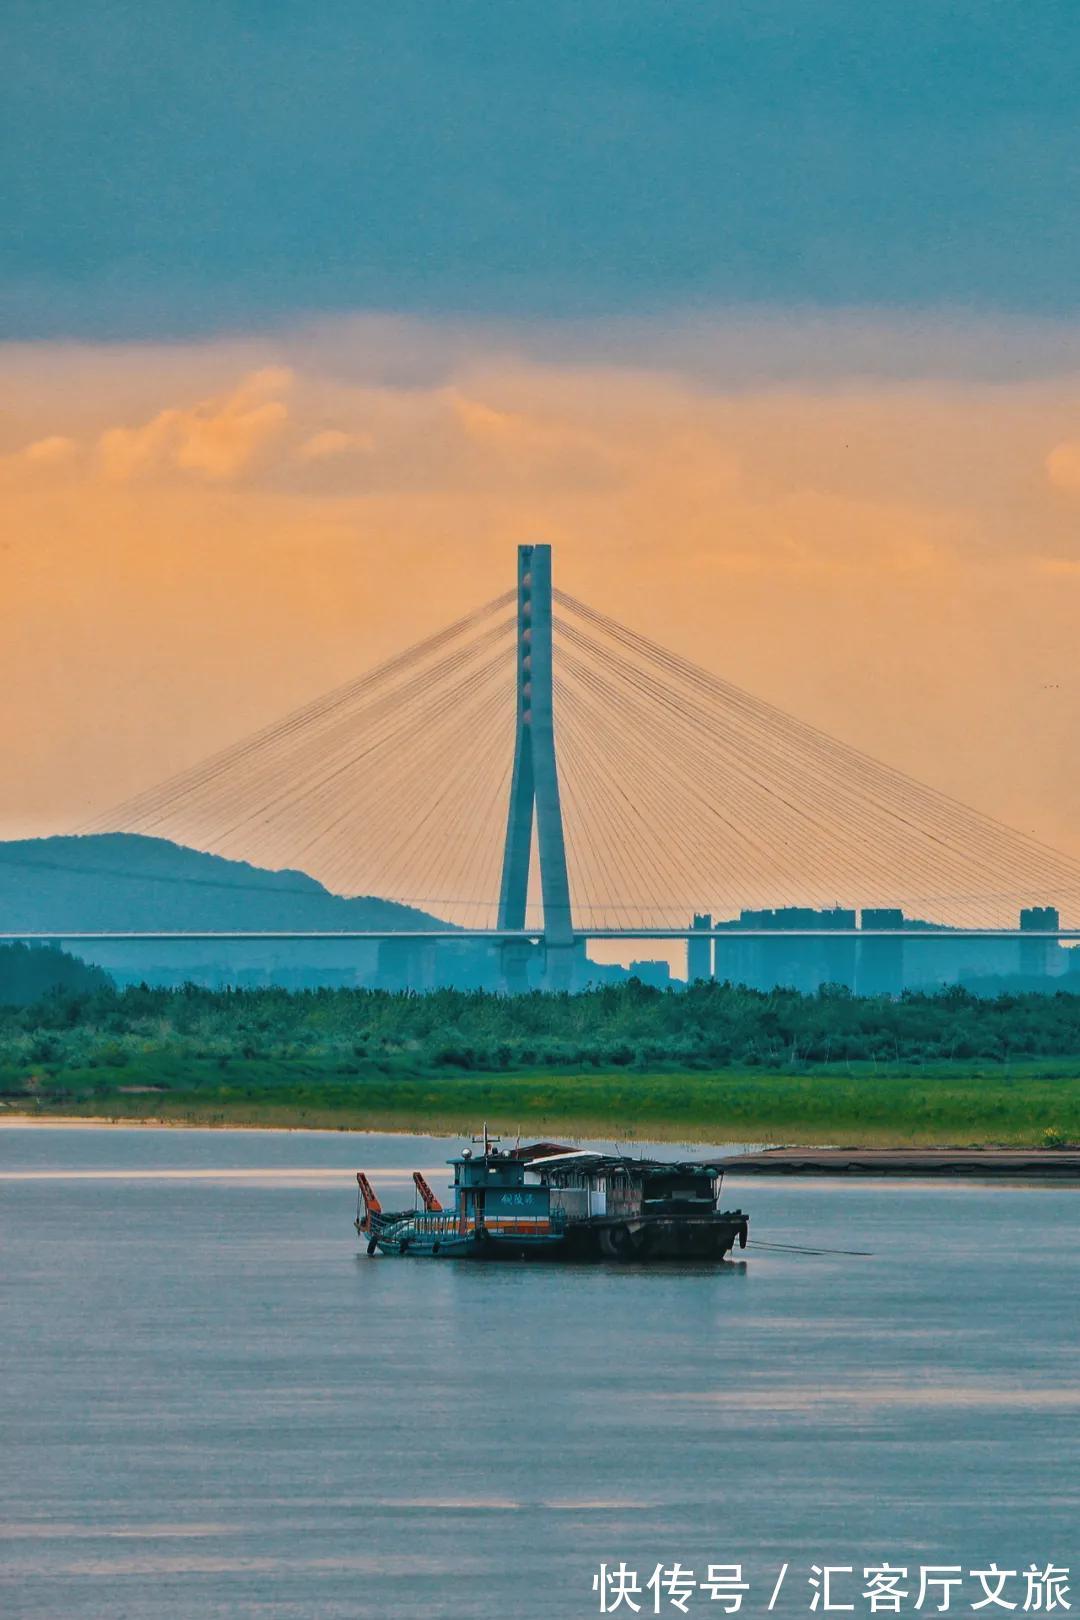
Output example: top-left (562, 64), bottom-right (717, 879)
top-left (0, 833), bottom-right (444, 935)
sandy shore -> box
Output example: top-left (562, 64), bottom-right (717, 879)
top-left (2, 1115), bottom-right (1077, 1172)
top-left (0, 1110), bottom-right (746, 1143)
top-left (0, 1113), bottom-right (358, 1133)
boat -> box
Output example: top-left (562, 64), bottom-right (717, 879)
top-left (354, 1130), bottom-right (749, 1262)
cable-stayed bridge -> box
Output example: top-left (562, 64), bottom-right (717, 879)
top-left (49, 543), bottom-right (1080, 989)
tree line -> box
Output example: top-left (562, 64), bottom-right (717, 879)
top-left (6, 943), bottom-right (1080, 1077)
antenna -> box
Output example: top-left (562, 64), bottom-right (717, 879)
top-left (471, 1122), bottom-right (502, 1157)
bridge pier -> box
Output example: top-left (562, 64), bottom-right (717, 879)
top-left (499, 938), bottom-right (535, 995)
top-left (541, 940), bottom-right (584, 993)
top-left (376, 935), bottom-right (436, 992)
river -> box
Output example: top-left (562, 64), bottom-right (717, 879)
top-left (1, 1125), bottom-right (1077, 1620)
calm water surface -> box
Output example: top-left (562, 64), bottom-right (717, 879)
top-left (1, 1125), bottom-right (1077, 1620)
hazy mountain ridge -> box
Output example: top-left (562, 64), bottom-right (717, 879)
top-left (0, 834), bottom-right (444, 933)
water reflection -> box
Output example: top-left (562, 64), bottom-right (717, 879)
top-left (1, 1126), bottom-right (1077, 1620)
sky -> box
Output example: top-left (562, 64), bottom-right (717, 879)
top-left (5, 4), bottom-right (1080, 893)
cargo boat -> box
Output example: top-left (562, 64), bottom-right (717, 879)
top-left (355, 1132), bottom-right (749, 1262)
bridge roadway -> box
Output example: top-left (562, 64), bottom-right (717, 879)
top-left (3, 929), bottom-right (1079, 943)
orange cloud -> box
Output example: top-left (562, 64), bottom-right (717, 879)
top-left (1046, 440), bottom-right (1080, 494)
top-left (295, 427), bottom-right (375, 462)
top-left (20, 434), bottom-right (79, 466)
top-left (0, 434), bottom-right (80, 485)
top-left (97, 367), bottom-right (292, 484)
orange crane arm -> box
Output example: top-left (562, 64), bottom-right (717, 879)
top-left (412, 1171), bottom-right (443, 1212)
top-left (356, 1172), bottom-right (382, 1230)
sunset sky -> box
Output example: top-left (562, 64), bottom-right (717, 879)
top-left (5, 5), bottom-right (1080, 876)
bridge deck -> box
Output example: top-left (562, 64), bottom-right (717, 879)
top-left (3, 929), bottom-right (1079, 942)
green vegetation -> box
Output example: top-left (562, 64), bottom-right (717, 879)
top-left (3, 968), bottom-right (1080, 1143)
top-left (0, 942), bottom-right (111, 1005)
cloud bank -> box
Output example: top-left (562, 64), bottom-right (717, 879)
top-left (4, 311), bottom-right (1080, 863)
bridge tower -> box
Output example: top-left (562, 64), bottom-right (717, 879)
top-left (498, 543), bottom-right (575, 990)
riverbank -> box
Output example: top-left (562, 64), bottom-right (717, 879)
top-left (721, 1145), bottom-right (1080, 1176)
top-left (6, 980), bottom-right (1080, 1145)
top-left (4, 1060), bottom-right (1079, 1145)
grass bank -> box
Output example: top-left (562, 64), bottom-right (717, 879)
top-left (6, 1057), bottom-right (1080, 1144)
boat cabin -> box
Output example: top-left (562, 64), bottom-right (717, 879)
top-left (511, 1144), bottom-right (725, 1224)
top-left (452, 1147), bottom-right (553, 1233)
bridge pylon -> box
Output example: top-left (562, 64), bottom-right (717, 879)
top-left (497, 543), bottom-right (575, 991)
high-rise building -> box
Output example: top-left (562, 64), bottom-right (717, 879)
top-left (688, 913), bottom-right (712, 983)
top-left (1019, 905), bottom-right (1060, 979)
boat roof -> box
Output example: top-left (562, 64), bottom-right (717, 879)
top-left (518, 1147), bottom-right (600, 1168)
top-left (511, 1141), bottom-right (578, 1162)
top-left (512, 1143), bottom-right (727, 1176)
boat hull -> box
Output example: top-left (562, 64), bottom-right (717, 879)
top-left (360, 1223), bottom-right (566, 1260)
top-left (566, 1212), bottom-right (748, 1262)
top-left (358, 1211), bottom-right (748, 1262)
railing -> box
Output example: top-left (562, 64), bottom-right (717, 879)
top-left (376, 1210), bottom-right (460, 1236)
top-left (374, 1206), bottom-right (566, 1237)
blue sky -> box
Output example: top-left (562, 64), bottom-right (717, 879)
top-left (5, 1), bottom-right (1080, 338)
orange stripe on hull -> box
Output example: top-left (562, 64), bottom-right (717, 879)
top-left (480, 1220), bottom-right (551, 1234)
